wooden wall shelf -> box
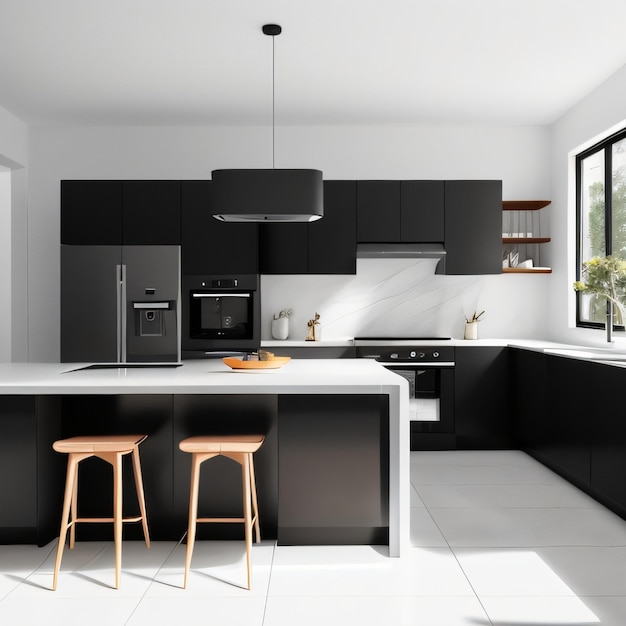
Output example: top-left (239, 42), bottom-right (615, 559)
top-left (503, 267), bottom-right (552, 274)
top-left (502, 200), bottom-right (552, 273)
top-left (503, 237), bottom-right (551, 244)
top-left (502, 200), bottom-right (551, 211)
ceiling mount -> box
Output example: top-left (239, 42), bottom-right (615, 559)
top-left (262, 24), bottom-right (282, 36)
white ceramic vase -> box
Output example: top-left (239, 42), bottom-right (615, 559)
top-left (271, 316), bottom-right (289, 340)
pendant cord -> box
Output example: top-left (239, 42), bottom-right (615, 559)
top-left (272, 33), bottom-right (275, 169)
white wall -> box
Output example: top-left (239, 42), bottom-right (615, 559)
top-left (27, 124), bottom-right (551, 360)
top-left (549, 63), bottom-right (626, 349)
top-left (0, 104), bottom-right (28, 362)
top-left (0, 168), bottom-right (11, 361)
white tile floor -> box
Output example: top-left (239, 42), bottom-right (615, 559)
top-left (2, 450), bottom-right (626, 625)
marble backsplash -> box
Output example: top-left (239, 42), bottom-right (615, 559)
top-left (260, 258), bottom-right (490, 341)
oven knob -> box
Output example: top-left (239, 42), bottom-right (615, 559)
top-left (433, 351), bottom-right (440, 358)
top-left (410, 351), bottom-right (416, 358)
top-left (391, 352), bottom-right (399, 359)
top-left (419, 352), bottom-right (426, 359)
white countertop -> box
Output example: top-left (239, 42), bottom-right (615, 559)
top-left (262, 338), bottom-right (527, 348)
top-left (0, 358), bottom-right (407, 395)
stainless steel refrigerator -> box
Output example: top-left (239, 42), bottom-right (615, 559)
top-left (61, 245), bottom-right (181, 363)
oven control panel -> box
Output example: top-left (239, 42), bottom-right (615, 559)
top-left (355, 345), bottom-right (455, 364)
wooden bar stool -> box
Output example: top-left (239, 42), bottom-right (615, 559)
top-left (179, 434), bottom-right (264, 590)
top-left (51, 434), bottom-right (151, 590)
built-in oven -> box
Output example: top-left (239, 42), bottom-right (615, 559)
top-left (182, 274), bottom-right (260, 357)
top-left (354, 339), bottom-right (455, 450)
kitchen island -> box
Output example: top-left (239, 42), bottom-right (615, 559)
top-left (0, 359), bottom-right (409, 556)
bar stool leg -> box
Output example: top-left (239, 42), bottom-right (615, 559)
top-left (242, 453), bottom-right (253, 590)
top-left (131, 446), bottom-right (151, 548)
top-left (112, 452), bottom-right (123, 590)
top-left (69, 464), bottom-right (79, 549)
top-left (53, 453), bottom-right (87, 591)
top-left (183, 453), bottom-right (202, 589)
top-left (249, 453), bottom-right (261, 543)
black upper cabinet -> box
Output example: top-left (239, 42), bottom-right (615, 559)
top-left (444, 180), bottom-right (502, 275)
top-left (61, 180), bottom-right (123, 244)
top-left (356, 180), bottom-right (445, 243)
top-left (309, 181), bottom-right (356, 274)
top-left (401, 181), bottom-right (445, 242)
top-left (123, 181), bottom-right (181, 245)
top-left (61, 180), bottom-right (181, 245)
top-left (181, 180), bottom-right (258, 275)
top-left (259, 223), bottom-right (309, 274)
top-left (356, 181), bottom-right (401, 242)
top-left (259, 180), bottom-right (357, 275)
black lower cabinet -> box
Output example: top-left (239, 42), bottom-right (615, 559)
top-left (277, 395), bottom-right (389, 545)
top-left (59, 394), bottom-right (278, 542)
top-left (454, 347), bottom-right (512, 449)
top-left (512, 349), bottom-right (626, 523)
top-left (172, 395), bottom-right (278, 540)
top-left (510, 348), bottom-right (548, 455)
top-left (0, 396), bottom-right (63, 545)
top-left (544, 356), bottom-right (592, 485)
top-left (512, 351), bottom-right (592, 486)
top-left (590, 362), bottom-right (626, 518)
top-left (60, 395), bottom-right (175, 541)
top-left (3, 392), bottom-right (391, 546)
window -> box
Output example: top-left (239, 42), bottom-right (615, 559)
top-left (576, 128), bottom-right (626, 328)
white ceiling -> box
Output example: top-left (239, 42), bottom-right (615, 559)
top-left (1, 0), bottom-right (626, 127)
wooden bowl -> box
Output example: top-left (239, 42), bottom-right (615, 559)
top-left (222, 356), bottom-right (291, 370)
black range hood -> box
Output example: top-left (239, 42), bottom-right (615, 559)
top-left (356, 242), bottom-right (446, 259)
top-left (211, 169), bottom-right (324, 223)
top-left (357, 243), bottom-right (447, 273)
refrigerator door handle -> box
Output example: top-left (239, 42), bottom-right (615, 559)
top-left (117, 264), bottom-right (127, 363)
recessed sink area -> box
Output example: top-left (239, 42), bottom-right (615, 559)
top-left (544, 348), bottom-right (626, 361)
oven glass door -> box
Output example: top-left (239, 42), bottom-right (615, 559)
top-left (189, 292), bottom-right (253, 340)
top-left (386, 366), bottom-right (441, 423)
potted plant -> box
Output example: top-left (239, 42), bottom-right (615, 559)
top-left (573, 255), bottom-right (626, 325)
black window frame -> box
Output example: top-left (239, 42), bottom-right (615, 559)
top-left (576, 126), bottom-right (626, 330)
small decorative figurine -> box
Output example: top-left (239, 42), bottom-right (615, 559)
top-left (305, 312), bottom-right (321, 341)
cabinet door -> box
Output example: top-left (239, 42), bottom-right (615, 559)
top-left (356, 181), bottom-right (401, 242)
top-left (545, 355), bottom-right (592, 484)
top-left (590, 362), bottom-right (626, 513)
top-left (401, 181), bottom-right (444, 242)
top-left (61, 180), bottom-right (123, 244)
top-left (454, 346), bottom-right (511, 449)
top-left (61, 395), bottom-right (175, 540)
top-left (260, 180), bottom-right (357, 275)
top-left (510, 348), bottom-right (548, 455)
top-left (259, 223), bottom-right (309, 274)
top-left (0, 397), bottom-right (37, 528)
top-left (278, 394), bottom-right (389, 545)
top-left (308, 180), bottom-right (356, 274)
top-left (123, 181), bottom-right (181, 245)
top-left (444, 180), bottom-right (502, 274)
top-left (181, 180), bottom-right (258, 274)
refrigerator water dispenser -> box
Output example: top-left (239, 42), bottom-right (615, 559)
top-left (134, 302), bottom-right (171, 337)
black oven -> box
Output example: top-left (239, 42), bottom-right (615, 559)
top-left (354, 339), bottom-right (455, 450)
top-left (182, 274), bottom-right (260, 357)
